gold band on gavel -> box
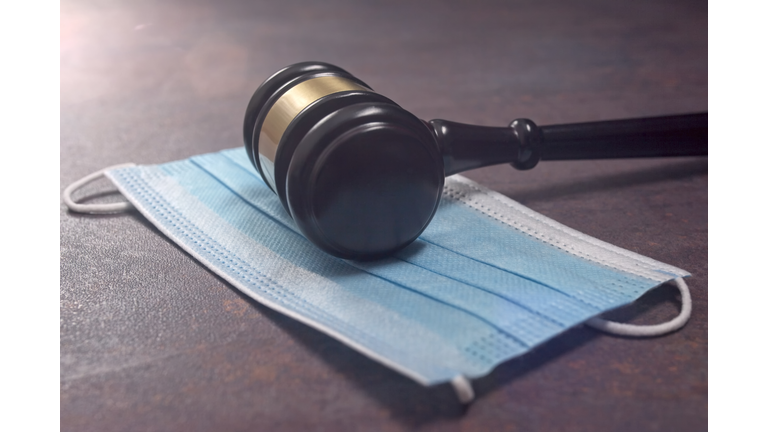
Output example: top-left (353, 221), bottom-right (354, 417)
top-left (257, 76), bottom-right (373, 190)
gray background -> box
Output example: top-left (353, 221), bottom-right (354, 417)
top-left (61, 0), bottom-right (707, 430)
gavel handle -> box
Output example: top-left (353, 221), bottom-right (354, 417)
top-left (540, 113), bottom-right (707, 160)
top-left (431, 112), bottom-right (708, 176)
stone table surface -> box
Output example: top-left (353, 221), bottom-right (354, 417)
top-left (60, 1), bottom-right (707, 430)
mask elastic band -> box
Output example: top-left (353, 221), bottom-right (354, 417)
top-left (451, 374), bottom-right (475, 404)
top-left (585, 277), bottom-right (691, 337)
top-left (63, 164), bottom-right (136, 214)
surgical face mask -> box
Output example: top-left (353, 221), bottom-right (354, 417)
top-left (63, 147), bottom-right (692, 404)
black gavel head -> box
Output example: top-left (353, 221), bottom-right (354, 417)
top-left (243, 62), bottom-right (444, 260)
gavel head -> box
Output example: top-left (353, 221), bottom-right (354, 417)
top-left (243, 62), bottom-right (444, 260)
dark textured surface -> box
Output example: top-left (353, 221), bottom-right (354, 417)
top-left (60, 1), bottom-right (707, 430)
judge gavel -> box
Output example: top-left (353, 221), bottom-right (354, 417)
top-left (243, 61), bottom-right (707, 260)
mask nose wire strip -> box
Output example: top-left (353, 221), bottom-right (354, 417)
top-left (62, 164), bottom-right (136, 214)
top-left (585, 277), bottom-right (692, 337)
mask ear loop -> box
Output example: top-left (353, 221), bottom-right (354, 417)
top-left (450, 375), bottom-right (475, 404)
top-left (586, 277), bottom-right (692, 337)
top-left (63, 164), bottom-right (136, 214)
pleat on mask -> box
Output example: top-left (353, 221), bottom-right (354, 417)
top-left (64, 148), bottom-right (692, 403)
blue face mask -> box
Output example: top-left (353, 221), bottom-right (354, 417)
top-left (63, 147), bottom-right (692, 403)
